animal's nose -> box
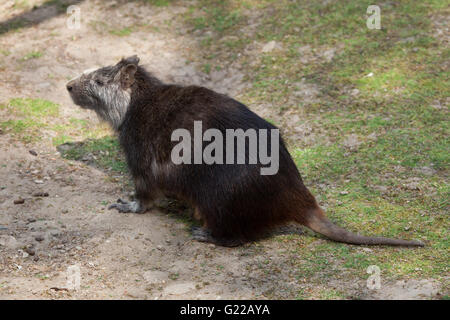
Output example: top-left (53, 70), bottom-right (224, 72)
top-left (66, 80), bottom-right (75, 92)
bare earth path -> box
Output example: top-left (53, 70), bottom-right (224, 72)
top-left (0, 0), bottom-right (444, 299)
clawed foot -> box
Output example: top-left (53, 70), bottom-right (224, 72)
top-left (191, 226), bottom-right (212, 242)
top-left (108, 198), bottom-right (144, 213)
top-left (191, 226), bottom-right (243, 247)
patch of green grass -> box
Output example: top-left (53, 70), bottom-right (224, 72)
top-left (13, 0), bottom-right (31, 10)
top-left (58, 136), bottom-right (128, 174)
top-left (6, 98), bottom-right (59, 117)
top-left (202, 63), bottom-right (211, 74)
top-left (0, 119), bottom-right (42, 143)
top-left (192, 16), bottom-right (207, 30)
top-left (224, 37), bottom-right (249, 50)
top-left (109, 27), bottom-right (133, 37)
top-left (169, 272), bottom-right (179, 280)
top-left (35, 273), bottom-right (49, 280)
top-left (0, 98), bottom-right (59, 143)
top-left (143, 0), bottom-right (173, 6)
top-left (0, 97), bottom-right (111, 147)
top-left (51, 117), bottom-right (106, 146)
top-left (208, 8), bottom-right (241, 32)
top-left (185, 1), bottom-right (243, 33)
top-left (291, 133), bottom-right (449, 279)
top-left (21, 50), bottom-right (43, 61)
top-left (52, 134), bottom-right (73, 146)
top-left (317, 288), bottom-right (345, 300)
top-left (295, 288), bottom-right (307, 300)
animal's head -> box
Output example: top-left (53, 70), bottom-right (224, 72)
top-left (66, 55), bottom-right (140, 130)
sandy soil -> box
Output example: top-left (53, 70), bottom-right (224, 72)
top-left (0, 0), bottom-right (443, 299)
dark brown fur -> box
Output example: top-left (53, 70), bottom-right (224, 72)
top-left (67, 56), bottom-right (424, 247)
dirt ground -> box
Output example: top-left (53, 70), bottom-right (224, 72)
top-left (0, 0), bottom-right (445, 299)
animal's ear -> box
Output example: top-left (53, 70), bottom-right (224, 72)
top-left (119, 64), bottom-right (137, 89)
top-left (119, 55), bottom-right (140, 66)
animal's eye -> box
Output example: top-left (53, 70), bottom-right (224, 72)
top-left (95, 79), bottom-right (104, 86)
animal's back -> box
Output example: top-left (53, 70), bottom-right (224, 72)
top-left (120, 84), bottom-right (315, 241)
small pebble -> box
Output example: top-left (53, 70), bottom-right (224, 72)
top-left (25, 248), bottom-right (36, 256)
top-left (50, 230), bottom-right (60, 237)
top-left (35, 236), bottom-right (44, 242)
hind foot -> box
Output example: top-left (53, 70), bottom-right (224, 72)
top-left (108, 198), bottom-right (146, 213)
top-left (191, 226), bottom-right (244, 247)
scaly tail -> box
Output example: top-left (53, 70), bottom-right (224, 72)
top-left (301, 208), bottom-right (424, 247)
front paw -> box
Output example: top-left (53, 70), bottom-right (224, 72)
top-left (108, 198), bottom-right (143, 213)
top-left (191, 226), bottom-right (212, 242)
